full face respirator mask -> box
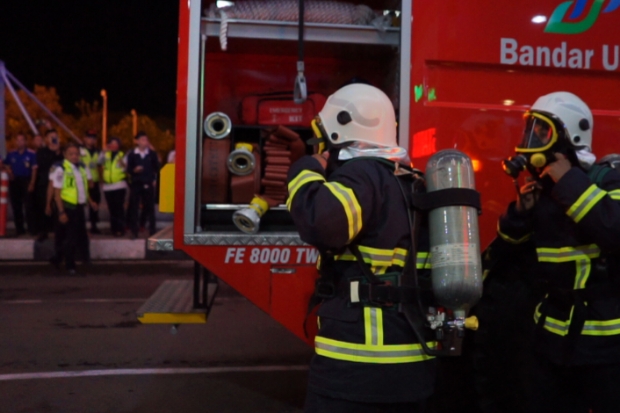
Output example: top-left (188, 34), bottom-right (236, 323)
top-left (502, 112), bottom-right (570, 179)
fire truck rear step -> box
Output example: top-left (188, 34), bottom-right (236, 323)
top-left (137, 280), bottom-right (217, 324)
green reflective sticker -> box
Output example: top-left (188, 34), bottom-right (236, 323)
top-left (414, 84), bottom-right (423, 103)
top-left (428, 88), bottom-right (437, 102)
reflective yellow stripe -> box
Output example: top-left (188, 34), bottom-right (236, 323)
top-left (417, 252), bottom-right (432, 269)
top-left (534, 304), bottom-right (620, 336)
top-left (536, 245), bottom-right (599, 291)
top-left (608, 189), bottom-right (620, 201)
top-left (534, 303), bottom-right (571, 336)
top-left (373, 266), bottom-right (388, 275)
top-left (315, 336), bottom-right (436, 364)
top-left (323, 182), bottom-right (363, 242)
top-left (335, 247), bottom-right (430, 270)
top-left (364, 307), bottom-right (373, 345)
top-left (376, 308), bottom-right (384, 345)
top-left (497, 225), bottom-right (531, 244)
top-left (536, 244), bottom-right (600, 262)
top-left (286, 170), bottom-right (325, 210)
top-left (566, 184), bottom-right (607, 223)
top-left (533, 246), bottom-right (620, 337)
top-left (582, 319), bottom-right (620, 336)
top-left (364, 307), bottom-right (383, 346)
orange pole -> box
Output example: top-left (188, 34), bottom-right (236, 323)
top-left (0, 171), bottom-right (8, 237)
top-left (101, 89), bottom-right (108, 147)
top-left (131, 109), bottom-right (138, 137)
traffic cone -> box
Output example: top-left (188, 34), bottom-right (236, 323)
top-left (0, 171), bottom-right (8, 237)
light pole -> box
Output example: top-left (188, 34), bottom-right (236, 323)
top-left (131, 109), bottom-right (138, 137)
top-left (100, 89), bottom-right (108, 147)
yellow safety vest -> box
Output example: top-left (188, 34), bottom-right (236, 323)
top-left (103, 151), bottom-right (126, 184)
top-left (60, 160), bottom-right (88, 205)
top-left (80, 148), bottom-right (100, 182)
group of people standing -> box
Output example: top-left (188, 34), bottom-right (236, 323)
top-left (82, 131), bottom-right (160, 239)
top-left (1, 129), bottom-right (64, 240)
top-left (2, 129), bottom-right (161, 273)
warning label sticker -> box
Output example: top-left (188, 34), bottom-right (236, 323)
top-left (430, 243), bottom-right (478, 269)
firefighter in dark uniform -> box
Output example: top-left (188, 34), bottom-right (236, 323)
top-left (50, 143), bottom-right (96, 275)
top-left (80, 130), bottom-right (101, 234)
top-left (287, 84), bottom-right (436, 412)
top-left (498, 92), bottom-right (620, 412)
top-left (4, 133), bottom-right (37, 236)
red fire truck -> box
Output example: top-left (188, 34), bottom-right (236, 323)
top-left (138, 0), bottom-right (620, 379)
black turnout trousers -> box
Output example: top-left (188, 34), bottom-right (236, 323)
top-left (304, 390), bottom-right (425, 413)
top-left (8, 176), bottom-right (34, 234)
top-left (524, 353), bottom-right (620, 413)
top-left (128, 182), bottom-right (155, 236)
top-left (88, 183), bottom-right (101, 228)
top-left (54, 204), bottom-right (90, 270)
top-left (104, 188), bottom-right (126, 235)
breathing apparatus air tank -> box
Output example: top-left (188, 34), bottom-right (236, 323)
top-left (425, 149), bottom-right (482, 312)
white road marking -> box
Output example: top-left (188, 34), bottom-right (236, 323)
top-left (0, 365), bottom-right (308, 381)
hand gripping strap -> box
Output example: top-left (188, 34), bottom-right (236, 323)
top-left (410, 188), bottom-right (481, 214)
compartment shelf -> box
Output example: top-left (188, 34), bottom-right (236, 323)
top-left (202, 18), bottom-right (400, 46)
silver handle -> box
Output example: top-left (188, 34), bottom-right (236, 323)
top-left (270, 268), bottom-right (296, 274)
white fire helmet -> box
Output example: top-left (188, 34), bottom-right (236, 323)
top-left (530, 91), bottom-right (593, 150)
top-left (317, 84), bottom-right (397, 147)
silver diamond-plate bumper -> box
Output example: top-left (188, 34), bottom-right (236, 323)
top-left (183, 231), bottom-right (307, 246)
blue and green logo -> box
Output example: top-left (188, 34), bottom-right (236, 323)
top-left (545, 0), bottom-right (620, 34)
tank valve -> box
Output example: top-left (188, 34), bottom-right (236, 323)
top-left (233, 196), bottom-right (269, 234)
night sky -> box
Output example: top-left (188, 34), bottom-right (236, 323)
top-left (0, 1), bottom-right (179, 120)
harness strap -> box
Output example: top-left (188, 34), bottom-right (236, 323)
top-left (587, 164), bottom-right (612, 185)
top-left (410, 188), bottom-right (481, 213)
top-left (351, 282), bottom-right (417, 305)
top-left (303, 251), bottom-right (337, 338)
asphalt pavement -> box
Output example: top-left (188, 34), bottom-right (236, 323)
top-left (0, 261), bottom-right (312, 413)
top-left (0, 261), bottom-right (483, 413)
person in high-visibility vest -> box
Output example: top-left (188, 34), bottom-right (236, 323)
top-left (80, 130), bottom-right (101, 234)
top-left (98, 137), bottom-right (127, 237)
top-left (49, 143), bottom-right (97, 275)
